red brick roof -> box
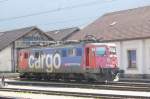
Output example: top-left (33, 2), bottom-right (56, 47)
top-left (68, 6), bottom-right (150, 42)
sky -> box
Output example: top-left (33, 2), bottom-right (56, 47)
top-left (0, 0), bottom-right (150, 32)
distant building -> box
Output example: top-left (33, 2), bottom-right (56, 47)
top-left (0, 26), bottom-right (53, 72)
top-left (69, 6), bottom-right (150, 78)
top-left (46, 27), bottom-right (79, 41)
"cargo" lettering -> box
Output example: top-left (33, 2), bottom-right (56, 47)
top-left (28, 53), bottom-right (61, 72)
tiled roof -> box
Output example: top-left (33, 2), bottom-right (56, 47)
top-left (0, 32), bottom-right (4, 37)
top-left (0, 26), bottom-right (53, 50)
top-left (68, 6), bottom-right (150, 42)
top-left (46, 27), bottom-right (79, 41)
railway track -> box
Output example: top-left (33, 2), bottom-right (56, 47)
top-left (5, 80), bottom-right (150, 92)
top-left (0, 87), bottom-right (149, 99)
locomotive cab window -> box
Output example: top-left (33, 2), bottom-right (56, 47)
top-left (96, 47), bottom-right (106, 56)
top-left (68, 48), bottom-right (76, 56)
top-left (109, 47), bottom-right (116, 55)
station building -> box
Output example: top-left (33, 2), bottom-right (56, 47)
top-left (0, 26), bottom-right (54, 72)
top-left (68, 6), bottom-right (150, 78)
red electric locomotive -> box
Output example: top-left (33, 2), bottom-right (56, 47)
top-left (17, 42), bottom-right (120, 82)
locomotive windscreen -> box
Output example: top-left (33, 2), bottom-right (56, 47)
top-left (96, 47), bottom-right (106, 56)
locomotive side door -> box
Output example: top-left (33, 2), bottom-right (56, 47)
top-left (85, 47), bottom-right (96, 68)
top-left (85, 48), bottom-right (90, 66)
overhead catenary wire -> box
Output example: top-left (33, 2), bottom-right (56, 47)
top-left (0, 15), bottom-right (96, 32)
top-left (23, 15), bottom-right (98, 30)
top-left (38, 17), bottom-right (94, 29)
top-left (0, 0), bottom-right (9, 3)
top-left (0, 0), bottom-right (116, 22)
top-left (39, 15), bottom-right (98, 26)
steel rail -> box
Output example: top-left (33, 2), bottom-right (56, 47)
top-left (0, 88), bottom-right (149, 99)
top-left (5, 80), bottom-right (150, 92)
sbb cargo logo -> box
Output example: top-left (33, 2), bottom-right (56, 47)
top-left (28, 53), bottom-right (61, 72)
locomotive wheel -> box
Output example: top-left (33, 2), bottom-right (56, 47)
top-left (36, 75), bottom-right (42, 80)
top-left (87, 78), bottom-right (95, 82)
top-left (74, 74), bottom-right (84, 82)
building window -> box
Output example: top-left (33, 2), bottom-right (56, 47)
top-left (127, 50), bottom-right (137, 68)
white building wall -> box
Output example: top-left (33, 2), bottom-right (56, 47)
top-left (115, 40), bottom-right (144, 74)
top-left (145, 39), bottom-right (150, 74)
top-left (0, 46), bottom-right (12, 72)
